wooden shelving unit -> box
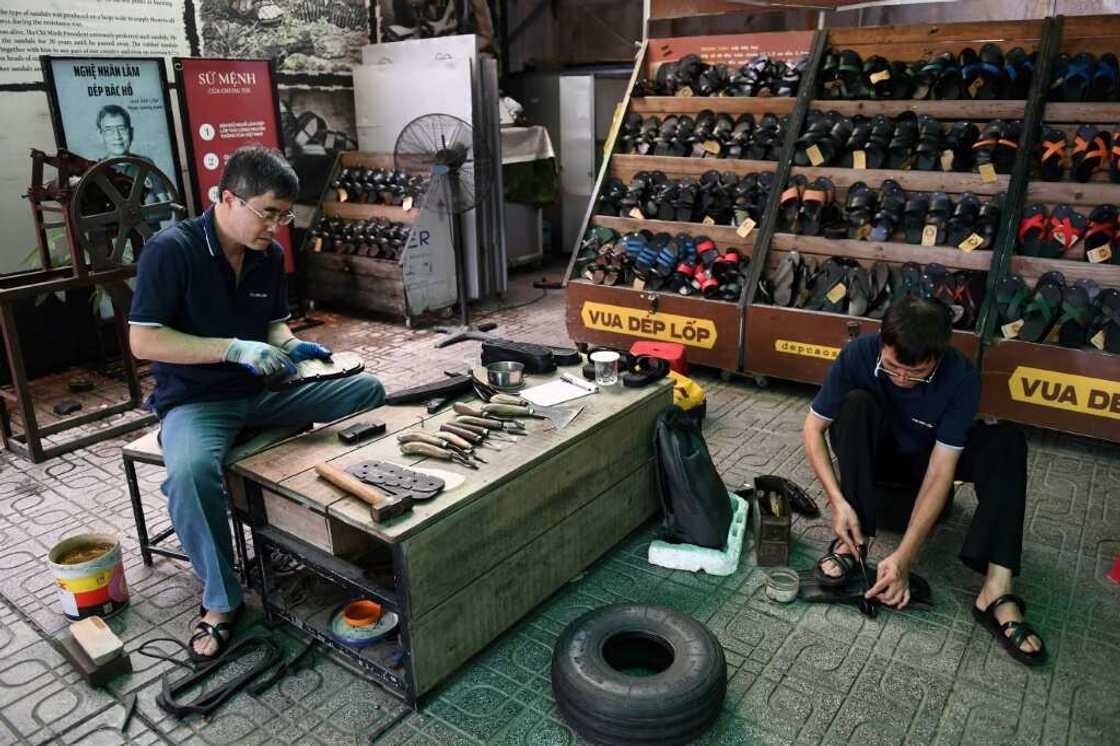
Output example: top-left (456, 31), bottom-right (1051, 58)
top-left (301, 151), bottom-right (422, 321)
top-left (979, 15), bottom-right (1120, 441)
top-left (565, 13), bottom-right (1120, 443)
top-left (563, 29), bottom-right (815, 370)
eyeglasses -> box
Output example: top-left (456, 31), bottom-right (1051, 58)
top-left (99, 125), bottom-right (130, 136)
top-left (874, 353), bottom-right (939, 384)
top-left (235, 195), bottom-right (295, 226)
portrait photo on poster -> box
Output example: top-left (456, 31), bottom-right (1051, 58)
top-left (40, 55), bottom-right (184, 203)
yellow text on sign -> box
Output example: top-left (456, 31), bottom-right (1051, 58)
top-left (581, 302), bottom-right (717, 349)
top-left (1008, 366), bottom-right (1120, 420)
top-left (775, 339), bottom-right (840, 361)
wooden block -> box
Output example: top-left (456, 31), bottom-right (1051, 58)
top-left (59, 632), bottom-right (132, 688)
top-left (69, 616), bottom-right (123, 665)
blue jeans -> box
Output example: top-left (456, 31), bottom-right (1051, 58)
top-left (159, 373), bottom-right (384, 612)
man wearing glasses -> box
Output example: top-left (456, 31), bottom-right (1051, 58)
top-left (801, 296), bottom-right (1043, 666)
top-left (96, 104), bottom-right (171, 205)
top-left (129, 145), bottom-right (384, 660)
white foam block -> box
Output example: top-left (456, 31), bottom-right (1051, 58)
top-left (647, 493), bottom-right (750, 576)
top-left (69, 616), bottom-right (123, 666)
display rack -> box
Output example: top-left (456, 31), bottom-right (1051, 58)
top-left (978, 15), bottom-right (1120, 441)
top-left (743, 19), bottom-right (1049, 385)
top-left (300, 151), bottom-right (459, 326)
top-left (564, 31), bottom-right (815, 371)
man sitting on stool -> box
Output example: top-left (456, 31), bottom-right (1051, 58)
top-left (129, 145), bottom-right (384, 660)
top-left (800, 296), bottom-right (1044, 666)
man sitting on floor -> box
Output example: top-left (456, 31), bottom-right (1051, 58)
top-left (128, 145), bottom-right (384, 660)
top-left (800, 296), bottom-right (1044, 666)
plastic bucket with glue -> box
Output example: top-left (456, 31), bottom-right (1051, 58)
top-left (47, 533), bottom-right (129, 620)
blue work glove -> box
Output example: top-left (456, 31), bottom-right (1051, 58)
top-left (280, 338), bottom-right (333, 363)
top-left (223, 339), bottom-right (296, 377)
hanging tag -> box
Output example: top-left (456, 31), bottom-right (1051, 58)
top-left (1088, 245), bottom-right (1112, 263)
top-left (702, 140), bottom-right (721, 155)
top-left (826, 283), bottom-right (848, 304)
top-left (1091, 329), bottom-right (1107, 350)
top-left (941, 149), bottom-right (955, 172)
top-left (336, 188), bottom-right (349, 203)
top-left (1046, 324), bottom-right (1062, 344)
top-left (702, 215), bottom-right (716, 225)
top-left (968, 77), bottom-right (984, 98)
top-left (856, 223), bottom-right (871, 240)
top-left (852, 150), bottom-right (867, 170)
top-left (311, 237), bottom-right (323, 253)
top-left (676, 86), bottom-right (694, 97)
top-left (921, 224), bottom-right (938, 246)
top-left (736, 217), bottom-right (756, 238)
top-left (632, 277), bottom-right (647, 290)
top-left (978, 163), bottom-right (998, 183)
top-left (806, 144), bottom-right (825, 166)
top-left (402, 196), bottom-right (414, 211)
top-left (1002, 319), bottom-right (1024, 338)
top-left (958, 233), bottom-right (984, 252)
top-left (869, 69), bottom-right (891, 84)
top-left (629, 207), bottom-right (645, 220)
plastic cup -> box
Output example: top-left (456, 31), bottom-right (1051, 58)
top-left (589, 350), bottom-right (620, 386)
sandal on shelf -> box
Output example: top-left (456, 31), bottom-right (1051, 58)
top-left (1072, 125), bottom-right (1110, 182)
top-left (925, 192), bottom-right (954, 246)
top-left (189, 604), bottom-right (245, 662)
top-left (1047, 53), bottom-right (1070, 102)
top-left (887, 112), bottom-right (919, 170)
top-left (726, 114), bottom-right (755, 159)
top-left (1110, 130), bottom-right (1120, 184)
top-left (1092, 52), bottom-right (1119, 101)
top-left (924, 51), bottom-right (963, 100)
top-left (903, 193), bottom-right (931, 244)
top-left (1063, 52), bottom-right (1096, 103)
top-left (1018, 272), bottom-right (1066, 343)
top-left (865, 115), bottom-right (893, 168)
top-left (922, 262), bottom-right (953, 305)
top-left (975, 193), bottom-right (1003, 249)
top-left (841, 115), bottom-right (871, 167)
top-left (846, 264), bottom-right (874, 317)
top-left (887, 61), bottom-right (914, 100)
top-left (778, 175), bottom-right (806, 233)
top-left (838, 49), bottom-right (868, 98)
top-left (1058, 282), bottom-right (1092, 348)
top-left (972, 594), bottom-right (1046, 666)
top-left (1004, 47), bottom-right (1035, 99)
top-left (964, 43), bottom-right (1008, 99)
top-left (846, 181), bottom-right (876, 240)
top-left (951, 271), bottom-right (984, 330)
top-left (1090, 288), bottom-right (1120, 352)
top-left (867, 261), bottom-right (892, 318)
top-left (1084, 204), bottom-right (1118, 262)
top-left (770, 251), bottom-right (802, 307)
top-left (798, 177), bottom-right (834, 236)
top-left (972, 120), bottom-right (1003, 173)
top-left (869, 179), bottom-right (906, 241)
top-left (814, 538), bottom-right (862, 587)
top-left (1018, 203), bottom-right (1049, 257)
top-left (915, 114), bottom-right (945, 171)
top-left (1039, 128), bottom-right (1067, 181)
top-left (1044, 204), bottom-right (1088, 259)
top-left (946, 192), bottom-right (981, 248)
top-left (864, 55), bottom-right (894, 99)
top-left (994, 120), bottom-right (1021, 173)
top-left (994, 273), bottom-right (1029, 329)
top-left (943, 121), bottom-right (979, 172)
top-left (806, 258), bottom-right (848, 312)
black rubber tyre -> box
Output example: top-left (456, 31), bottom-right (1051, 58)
top-left (551, 604), bottom-right (726, 745)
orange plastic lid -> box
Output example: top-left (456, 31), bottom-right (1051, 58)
top-left (342, 599), bottom-right (382, 627)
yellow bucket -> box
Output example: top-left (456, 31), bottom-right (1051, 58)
top-left (47, 533), bottom-right (129, 620)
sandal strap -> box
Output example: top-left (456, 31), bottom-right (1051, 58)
top-left (986, 592), bottom-right (1027, 615)
top-left (998, 619), bottom-right (1042, 650)
top-left (1019, 212), bottom-right (1047, 242)
top-left (1041, 138), bottom-right (1066, 162)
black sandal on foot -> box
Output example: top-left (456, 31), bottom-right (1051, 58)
top-left (814, 538), bottom-right (861, 587)
top-left (189, 604), bottom-right (245, 662)
top-left (972, 594), bottom-right (1046, 666)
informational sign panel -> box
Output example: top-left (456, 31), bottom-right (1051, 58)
top-left (173, 57), bottom-right (293, 271)
top-left (646, 31), bottom-right (814, 75)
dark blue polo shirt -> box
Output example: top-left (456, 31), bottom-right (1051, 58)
top-left (128, 208), bottom-right (290, 416)
top-left (810, 332), bottom-right (980, 454)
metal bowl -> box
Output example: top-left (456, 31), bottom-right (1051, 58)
top-left (486, 361), bottom-right (525, 388)
top-left (765, 568), bottom-right (800, 604)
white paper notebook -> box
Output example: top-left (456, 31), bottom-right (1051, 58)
top-left (521, 379), bottom-right (596, 407)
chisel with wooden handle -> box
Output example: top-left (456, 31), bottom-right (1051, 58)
top-left (453, 403), bottom-right (527, 430)
top-left (398, 432), bottom-right (486, 463)
top-left (315, 463), bottom-right (412, 522)
top-left (399, 441), bottom-right (479, 469)
top-left (440, 423), bottom-right (503, 450)
top-left (449, 420), bottom-right (518, 442)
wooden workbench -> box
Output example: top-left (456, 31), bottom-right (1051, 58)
top-left (229, 374), bottom-right (672, 703)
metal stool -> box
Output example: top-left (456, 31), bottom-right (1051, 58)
top-left (122, 426), bottom-right (305, 576)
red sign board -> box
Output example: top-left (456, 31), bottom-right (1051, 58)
top-left (173, 58), bottom-right (293, 271)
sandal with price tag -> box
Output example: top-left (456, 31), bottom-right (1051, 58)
top-left (797, 177), bottom-right (834, 236)
top-left (1018, 203), bottom-right (1049, 256)
top-left (778, 175), bottom-right (806, 233)
top-left (1018, 272), bottom-right (1066, 343)
top-left (925, 192), bottom-right (954, 246)
top-left (1084, 204), bottom-right (1118, 262)
top-left (845, 181), bottom-right (876, 239)
top-left (943, 121), bottom-right (979, 172)
top-left (975, 193), bottom-right (1003, 249)
top-left (864, 55), bottom-right (893, 99)
top-left (994, 274), bottom-right (1029, 331)
top-left (1044, 205), bottom-right (1088, 259)
top-left (946, 192), bottom-right (981, 248)
top-left (915, 114), bottom-right (945, 171)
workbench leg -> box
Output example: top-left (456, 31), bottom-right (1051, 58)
top-left (0, 300), bottom-right (44, 462)
top-left (124, 455), bottom-right (154, 567)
